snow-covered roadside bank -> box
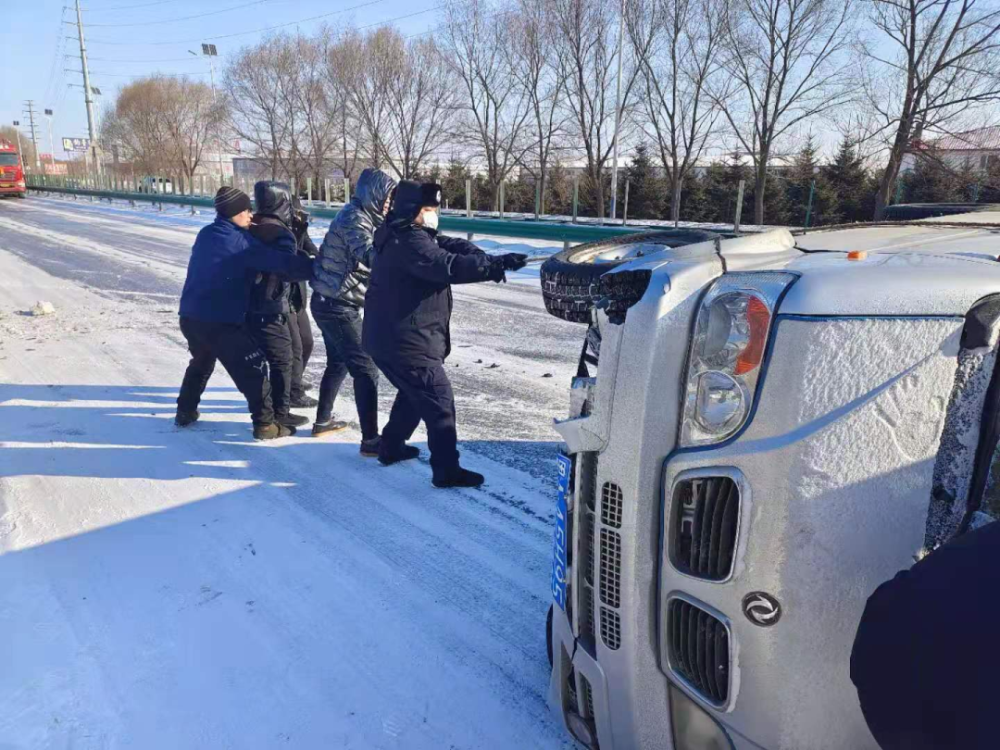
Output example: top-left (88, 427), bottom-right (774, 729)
top-left (0, 203), bottom-right (574, 747)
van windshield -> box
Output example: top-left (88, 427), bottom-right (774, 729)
top-left (0, 154), bottom-right (19, 166)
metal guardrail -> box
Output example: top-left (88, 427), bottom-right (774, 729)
top-left (25, 183), bottom-right (652, 244)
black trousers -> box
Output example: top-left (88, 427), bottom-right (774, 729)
top-left (288, 307), bottom-right (314, 401)
top-left (247, 312), bottom-right (294, 418)
top-left (177, 317), bottom-right (274, 425)
top-left (374, 359), bottom-right (459, 476)
top-left (312, 295), bottom-right (380, 439)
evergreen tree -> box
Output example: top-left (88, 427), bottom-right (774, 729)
top-left (546, 161), bottom-right (573, 217)
top-left (902, 150), bottom-right (960, 204)
top-left (442, 158), bottom-right (469, 211)
top-left (680, 168), bottom-right (710, 222)
top-left (623, 143), bottom-right (664, 220)
top-left (823, 137), bottom-right (871, 223)
top-left (786, 137), bottom-right (836, 227)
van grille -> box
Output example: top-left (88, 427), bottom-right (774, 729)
top-left (671, 476), bottom-right (740, 581)
top-left (601, 482), bottom-right (623, 528)
top-left (667, 598), bottom-right (729, 705)
top-left (598, 528), bottom-right (622, 608)
top-left (600, 606), bottom-right (621, 650)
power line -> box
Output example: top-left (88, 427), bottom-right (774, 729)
top-left (85, 56), bottom-right (206, 63)
top-left (83, 0), bottom-right (392, 45)
top-left (83, 0), bottom-right (175, 11)
top-left (85, 0), bottom-right (272, 27)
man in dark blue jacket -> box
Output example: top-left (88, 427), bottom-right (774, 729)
top-left (363, 181), bottom-right (527, 488)
top-left (176, 186), bottom-right (314, 440)
top-left (851, 520), bottom-right (1000, 749)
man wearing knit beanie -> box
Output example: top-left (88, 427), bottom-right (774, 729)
top-left (176, 186), bottom-right (314, 440)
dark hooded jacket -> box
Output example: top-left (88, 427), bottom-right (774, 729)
top-left (248, 181), bottom-right (297, 317)
top-left (362, 212), bottom-right (503, 367)
top-left (311, 168), bottom-right (397, 307)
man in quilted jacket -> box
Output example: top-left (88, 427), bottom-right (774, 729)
top-left (310, 168), bottom-right (397, 454)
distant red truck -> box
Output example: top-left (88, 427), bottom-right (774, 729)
top-left (0, 140), bottom-right (27, 198)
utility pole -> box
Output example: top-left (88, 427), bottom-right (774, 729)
top-left (74, 0), bottom-right (101, 175)
top-left (608, 0), bottom-right (626, 223)
top-left (22, 101), bottom-right (41, 169)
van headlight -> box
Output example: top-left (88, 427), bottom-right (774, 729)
top-left (681, 272), bottom-right (797, 446)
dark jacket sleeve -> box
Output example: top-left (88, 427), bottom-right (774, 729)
top-left (436, 234), bottom-right (484, 256)
top-left (299, 234), bottom-right (319, 258)
top-left (408, 232), bottom-right (495, 286)
top-left (242, 233), bottom-right (313, 280)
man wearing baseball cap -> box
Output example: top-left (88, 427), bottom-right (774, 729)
top-left (175, 186), bottom-right (314, 440)
top-left (362, 180), bottom-right (528, 488)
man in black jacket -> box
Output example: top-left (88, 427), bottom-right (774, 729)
top-left (287, 199), bottom-right (319, 410)
top-left (176, 186), bottom-right (313, 440)
top-left (247, 181), bottom-right (309, 429)
top-left (311, 167), bottom-right (396, 451)
top-left (363, 181), bottom-right (527, 488)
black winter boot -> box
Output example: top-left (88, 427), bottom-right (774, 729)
top-left (291, 394), bottom-right (319, 409)
top-left (175, 409), bottom-right (200, 427)
top-left (360, 435), bottom-right (382, 457)
top-left (253, 422), bottom-right (296, 440)
top-left (278, 413), bottom-right (310, 428)
top-left (378, 444), bottom-right (421, 466)
top-left (312, 419), bottom-right (349, 437)
top-left (432, 467), bottom-right (485, 489)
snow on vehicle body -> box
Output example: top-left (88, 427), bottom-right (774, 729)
top-left (0, 140), bottom-right (27, 198)
top-left (545, 217), bottom-right (1000, 749)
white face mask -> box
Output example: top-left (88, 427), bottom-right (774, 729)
top-left (422, 210), bottom-right (439, 231)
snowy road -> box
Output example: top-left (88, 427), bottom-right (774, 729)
top-left (0, 196), bottom-right (580, 749)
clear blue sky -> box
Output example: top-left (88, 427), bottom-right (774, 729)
top-left (2, 0), bottom-right (438, 158)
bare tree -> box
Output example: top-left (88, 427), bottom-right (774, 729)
top-left (383, 36), bottom-right (455, 179)
top-left (716, 0), bottom-right (854, 224)
top-left (224, 34), bottom-right (301, 181)
top-left (342, 28), bottom-right (400, 172)
top-left (630, 0), bottom-right (728, 224)
top-left (293, 31), bottom-right (339, 194)
top-left (860, 0), bottom-right (1000, 218)
top-left (554, 0), bottom-right (648, 219)
top-left (102, 76), bottom-right (224, 189)
top-left (324, 29), bottom-right (365, 185)
top-left (510, 0), bottom-right (570, 213)
top-left (444, 0), bottom-right (533, 209)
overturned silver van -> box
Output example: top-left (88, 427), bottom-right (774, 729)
top-left (540, 214), bottom-right (1000, 749)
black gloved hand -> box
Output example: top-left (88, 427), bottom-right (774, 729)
top-left (291, 211), bottom-right (309, 239)
top-left (486, 258), bottom-right (508, 284)
top-left (501, 253), bottom-right (529, 271)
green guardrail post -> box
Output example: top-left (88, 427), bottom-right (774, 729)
top-left (623, 180), bottom-right (630, 226)
top-left (804, 179), bottom-right (816, 228)
top-left (324, 178), bottom-right (330, 204)
top-left (572, 176), bottom-right (580, 223)
top-left (465, 179), bottom-right (472, 218)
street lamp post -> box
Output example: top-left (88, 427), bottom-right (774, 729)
top-left (190, 44), bottom-right (226, 186)
top-left (11, 121), bottom-right (25, 168)
top-left (44, 109), bottom-right (55, 165)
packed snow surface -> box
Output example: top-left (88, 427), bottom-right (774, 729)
top-left (0, 196), bottom-right (579, 749)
